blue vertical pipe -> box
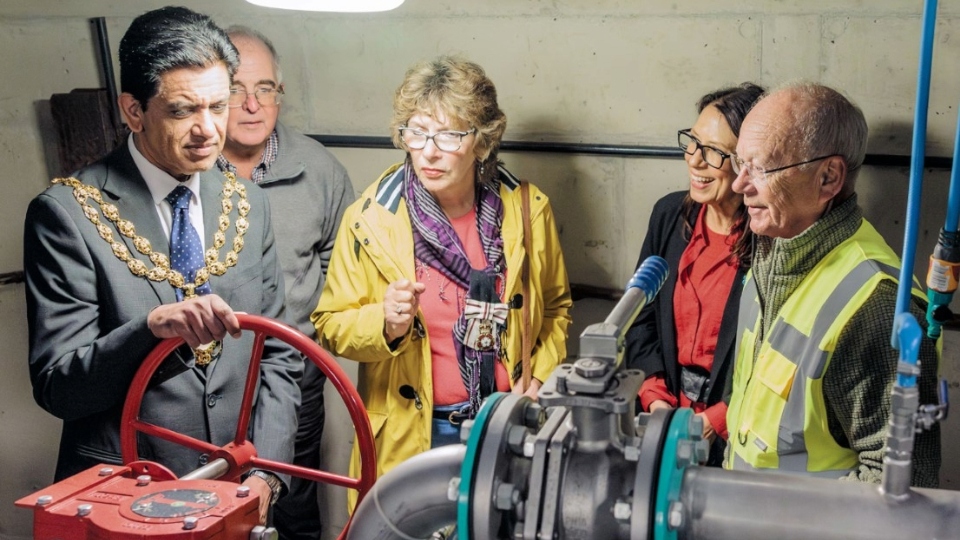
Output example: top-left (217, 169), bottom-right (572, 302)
top-left (944, 112), bottom-right (960, 232)
top-left (892, 0), bottom-right (939, 348)
top-left (923, 104), bottom-right (960, 340)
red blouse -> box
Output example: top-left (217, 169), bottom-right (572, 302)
top-left (639, 205), bottom-right (739, 439)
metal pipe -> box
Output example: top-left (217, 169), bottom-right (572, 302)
top-left (308, 135), bottom-right (955, 169)
top-left (180, 458), bottom-right (231, 481)
top-left (892, 0), bottom-right (938, 345)
top-left (881, 315), bottom-right (922, 499)
top-left (347, 444), bottom-right (465, 540)
top-left (943, 97), bottom-right (960, 231)
top-left (679, 467), bottom-right (960, 540)
top-left (884, 314), bottom-right (928, 500)
top-left (604, 256), bottom-right (668, 332)
top-left (90, 17), bottom-right (120, 129)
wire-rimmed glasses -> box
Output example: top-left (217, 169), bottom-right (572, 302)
top-left (731, 154), bottom-right (840, 185)
top-left (228, 86), bottom-right (284, 108)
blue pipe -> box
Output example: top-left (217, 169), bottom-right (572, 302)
top-left (895, 313), bottom-right (922, 389)
top-left (944, 109), bottom-right (960, 231)
top-left (892, 0), bottom-right (938, 348)
top-left (923, 110), bottom-right (960, 339)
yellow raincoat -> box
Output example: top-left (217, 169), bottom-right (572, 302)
top-left (312, 163), bottom-right (572, 509)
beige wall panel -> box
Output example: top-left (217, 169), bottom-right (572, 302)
top-left (622, 156), bottom-right (689, 281)
top-left (290, 15), bottom-right (760, 143)
top-left (0, 288), bottom-right (59, 540)
top-left (761, 15), bottom-right (821, 82)
top-left (0, 18), bottom-right (100, 101)
top-left (823, 16), bottom-right (960, 156)
top-left (325, 147), bottom-right (405, 191)
top-left (858, 166), bottom-right (951, 283)
top-left (1, 1), bottom-right (941, 19)
top-left (500, 152), bottom-right (624, 287)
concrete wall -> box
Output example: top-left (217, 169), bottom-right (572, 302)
top-left (1, 1), bottom-right (959, 539)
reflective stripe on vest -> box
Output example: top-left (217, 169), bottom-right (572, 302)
top-left (767, 259), bottom-right (900, 380)
top-left (727, 220), bottom-right (912, 477)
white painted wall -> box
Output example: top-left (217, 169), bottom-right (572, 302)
top-left (1, 1), bottom-right (959, 539)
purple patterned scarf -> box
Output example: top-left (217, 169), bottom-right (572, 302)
top-left (403, 160), bottom-right (506, 415)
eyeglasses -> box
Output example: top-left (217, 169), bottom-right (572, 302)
top-left (228, 86), bottom-right (284, 108)
top-left (732, 154), bottom-right (840, 185)
top-left (678, 129), bottom-right (732, 170)
top-left (399, 127), bottom-right (476, 152)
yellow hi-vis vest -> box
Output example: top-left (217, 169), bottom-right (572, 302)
top-left (725, 219), bottom-right (923, 477)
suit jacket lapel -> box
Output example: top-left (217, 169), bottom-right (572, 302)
top-left (99, 145), bottom-right (177, 307)
top-left (200, 168), bottom-right (226, 252)
top-left (660, 210), bottom-right (686, 391)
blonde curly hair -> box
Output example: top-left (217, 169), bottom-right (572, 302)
top-left (390, 55), bottom-right (507, 184)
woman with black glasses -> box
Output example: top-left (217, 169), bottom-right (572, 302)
top-left (312, 55), bottom-right (572, 507)
top-left (626, 83), bottom-right (764, 466)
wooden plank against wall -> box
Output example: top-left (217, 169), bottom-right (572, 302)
top-left (49, 88), bottom-right (123, 176)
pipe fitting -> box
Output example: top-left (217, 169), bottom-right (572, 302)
top-left (447, 477), bottom-right (461, 502)
top-left (494, 482), bottom-right (520, 511)
top-left (507, 425), bottom-right (529, 455)
top-left (250, 525), bottom-right (278, 540)
top-left (613, 499), bottom-right (632, 521)
top-left (668, 501), bottom-right (684, 529)
top-left (459, 419), bottom-right (474, 444)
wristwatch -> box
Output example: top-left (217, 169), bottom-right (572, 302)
top-left (247, 470), bottom-right (283, 505)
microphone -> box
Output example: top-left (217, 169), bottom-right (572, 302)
top-left (399, 385), bottom-right (423, 410)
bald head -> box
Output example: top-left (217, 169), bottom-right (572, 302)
top-left (225, 25), bottom-right (282, 83)
top-left (733, 83), bottom-right (868, 239)
top-left (748, 83), bottom-right (868, 194)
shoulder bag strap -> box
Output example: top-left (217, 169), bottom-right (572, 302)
top-left (519, 181), bottom-right (533, 391)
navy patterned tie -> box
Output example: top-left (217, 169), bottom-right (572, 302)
top-left (165, 185), bottom-right (211, 301)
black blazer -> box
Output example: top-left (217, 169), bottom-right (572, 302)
top-left (626, 191), bottom-right (746, 462)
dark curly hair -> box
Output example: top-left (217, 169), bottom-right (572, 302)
top-left (680, 82), bottom-right (765, 268)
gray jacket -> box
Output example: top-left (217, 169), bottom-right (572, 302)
top-left (257, 121), bottom-right (355, 337)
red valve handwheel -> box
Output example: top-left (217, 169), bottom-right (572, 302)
top-left (119, 313), bottom-right (376, 537)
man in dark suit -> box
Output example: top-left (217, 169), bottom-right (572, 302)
top-left (23, 6), bottom-right (301, 525)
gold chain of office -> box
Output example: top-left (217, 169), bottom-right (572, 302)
top-left (51, 173), bottom-right (250, 367)
top-left (52, 173), bottom-right (250, 299)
